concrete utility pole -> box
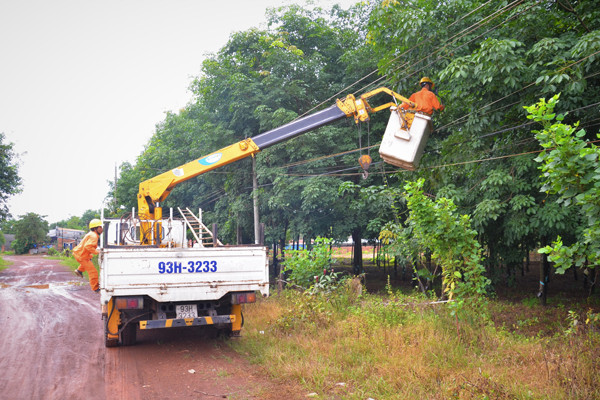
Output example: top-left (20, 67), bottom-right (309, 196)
top-left (252, 156), bottom-right (260, 244)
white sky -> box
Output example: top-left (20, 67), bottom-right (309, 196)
top-left (0, 0), bottom-right (356, 224)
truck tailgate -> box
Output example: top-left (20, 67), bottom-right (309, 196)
top-left (100, 246), bottom-right (269, 303)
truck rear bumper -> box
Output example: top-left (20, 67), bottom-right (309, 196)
top-left (139, 314), bottom-right (235, 330)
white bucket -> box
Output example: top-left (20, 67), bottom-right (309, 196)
top-left (378, 108), bottom-right (432, 171)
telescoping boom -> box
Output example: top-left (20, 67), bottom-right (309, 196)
top-left (137, 87), bottom-right (432, 245)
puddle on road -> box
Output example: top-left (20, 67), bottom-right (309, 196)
top-left (0, 281), bottom-right (87, 290)
top-left (0, 280), bottom-right (99, 314)
top-left (25, 284), bottom-right (50, 289)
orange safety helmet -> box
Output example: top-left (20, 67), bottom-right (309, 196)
top-left (420, 77), bottom-right (434, 89)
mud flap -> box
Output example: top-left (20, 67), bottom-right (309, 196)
top-left (104, 298), bottom-right (121, 347)
top-left (231, 304), bottom-right (242, 337)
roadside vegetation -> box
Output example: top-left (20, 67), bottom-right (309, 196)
top-left (0, 255), bottom-right (12, 272)
top-left (47, 247), bottom-right (99, 276)
top-left (233, 159), bottom-right (599, 399)
top-left (233, 274), bottom-right (599, 400)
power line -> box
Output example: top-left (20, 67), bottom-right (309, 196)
top-left (295, 0), bottom-right (514, 119)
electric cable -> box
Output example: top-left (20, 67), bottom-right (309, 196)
top-left (295, 0), bottom-right (518, 120)
top-left (357, 0), bottom-right (530, 97)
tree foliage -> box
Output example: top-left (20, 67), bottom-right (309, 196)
top-left (367, 0), bottom-right (600, 287)
top-left (106, 1), bottom-right (599, 298)
top-left (526, 94), bottom-right (600, 272)
top-left (0, 133), bottom-right (22, 221)
top-left (380, 179), bottom-right (489, 308)
top-left (50, 209), bottom-right (100, 231)
top-left (12, 213), bottom-right (49, 255)
top-left (112, 2), bottom-right (388, 247)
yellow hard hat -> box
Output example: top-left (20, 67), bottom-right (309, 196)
top-left (89, 219), bottom-right (102, 229)
top-left (420, 77), bottom-right (434, 89)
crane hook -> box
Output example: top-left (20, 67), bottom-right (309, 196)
top-left (358, 154), bottom-right (372, 179)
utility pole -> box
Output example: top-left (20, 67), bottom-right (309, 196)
top-left (252, 156), bottom-right (260, 244)
top-left (114, 163), bottom-right (118, 213)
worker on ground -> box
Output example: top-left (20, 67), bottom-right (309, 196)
top-left (401, 77), bottom-right (445, 129)
top-left (73, 219), bottom-right (103, 293)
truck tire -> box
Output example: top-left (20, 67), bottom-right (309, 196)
top-left (120, 322), bottom-right (137, 346)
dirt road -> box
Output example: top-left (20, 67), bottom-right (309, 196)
top-left (0, 255), bottom-right (300, 400)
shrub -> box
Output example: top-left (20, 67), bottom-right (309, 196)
top-left (282, 237), bottom-right (335, 289)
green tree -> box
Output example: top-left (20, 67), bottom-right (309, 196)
top-left (12, 213), bottom-right (49, 255)
top-left (526, 94), bottom-right (599, 274)
top-left (0, 133), bottom-right (22, 221)
top-left (380, 179), bottom-right (489, 307)
top-left (113, 2), bottom-right (388, 250)
top-left (367, 0), bottom-right (600, 288)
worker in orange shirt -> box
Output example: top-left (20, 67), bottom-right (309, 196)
top-left (73, 219), bottom-right (103, 292)
top-left (400, 77), bottom-right (445, 129)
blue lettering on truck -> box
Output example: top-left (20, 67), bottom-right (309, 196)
top-left (158, 261), bottom-right (218, 274)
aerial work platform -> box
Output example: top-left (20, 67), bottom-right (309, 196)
top-left (379, 107), bottom-right (432, 171)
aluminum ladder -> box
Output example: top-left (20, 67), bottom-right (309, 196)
top-left (177, 207), bottom-right (222, 247)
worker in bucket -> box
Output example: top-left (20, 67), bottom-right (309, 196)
top-left (73, 219), bottom-right (103, 293)
top-left (400, 77), bottom-right (445, 129)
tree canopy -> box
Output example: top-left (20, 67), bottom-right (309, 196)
top-left (109, 0), bottom-right (599, 294)
top-left (0, 132), bottom-right (22, 221)
top-left (12, 213), bottom-right (49, 255)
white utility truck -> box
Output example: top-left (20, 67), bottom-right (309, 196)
top-left (100, 210), bottom-right (269, 346)
top-left (99, 86), bottom-right (432, 346)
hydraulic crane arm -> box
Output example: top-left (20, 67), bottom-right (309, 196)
top-left (137, 88), bottom-right (417, 244)
top-left (137, 104), bottom-right (347, 221)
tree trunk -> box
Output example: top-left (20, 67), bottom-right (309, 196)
top-left (373, 242), bottom-right (378, 268)
top-left (272, 241), bottom-right (278, 279)
top-left (538, 238), bottom-right (550, 306)
top-left (351, 229), bottom-right (363, 275)
top-left (236, 223), bottom-right (242, 245)
top-left (590, 267), bottom-right (598, 297)
top-left (278, 235), bottom-right (287, 292)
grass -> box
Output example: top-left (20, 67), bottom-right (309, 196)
top-left (0, 255), bottom-right (12, 272)
top-left (230, 281), bottom-right (600, 400)
top-left (47, 252), bottom-right (99, 276)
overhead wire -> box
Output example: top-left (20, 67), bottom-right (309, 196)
top-left (398, 0), bottom-right (544, 86)
top-left (289, 0), bottom-right (540, 148)
top-left (280, 1), bottom-right (539, 174)
top-left (277, 100), bottom-right (600, 177)
top-left (295, 0), bottom-right (507, 119)
top-left (270, 0), bottom-right (599, 181)
top-left (437, 52), bottom-right (600, 133)
top-left (199, 2), bottom-right (597, 202)
top-left (357, 0), bottom-right (530, 96)
top-left (286, 136), bottom-right (600, 178)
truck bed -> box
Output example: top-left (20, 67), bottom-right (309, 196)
top-left (99, 245), bottom-right (269, 303)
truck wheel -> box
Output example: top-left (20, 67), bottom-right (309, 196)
top-left (120, 322), bottom-right (137, 346)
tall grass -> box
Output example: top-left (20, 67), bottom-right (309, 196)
top-left (231, 282), bottom-right (600, 399)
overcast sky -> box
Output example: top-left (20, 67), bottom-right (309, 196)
top-left (0, 0), bottom-right (356, 224)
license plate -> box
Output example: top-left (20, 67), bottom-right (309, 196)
top-left (176, 304), bottom-right (198, 319)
